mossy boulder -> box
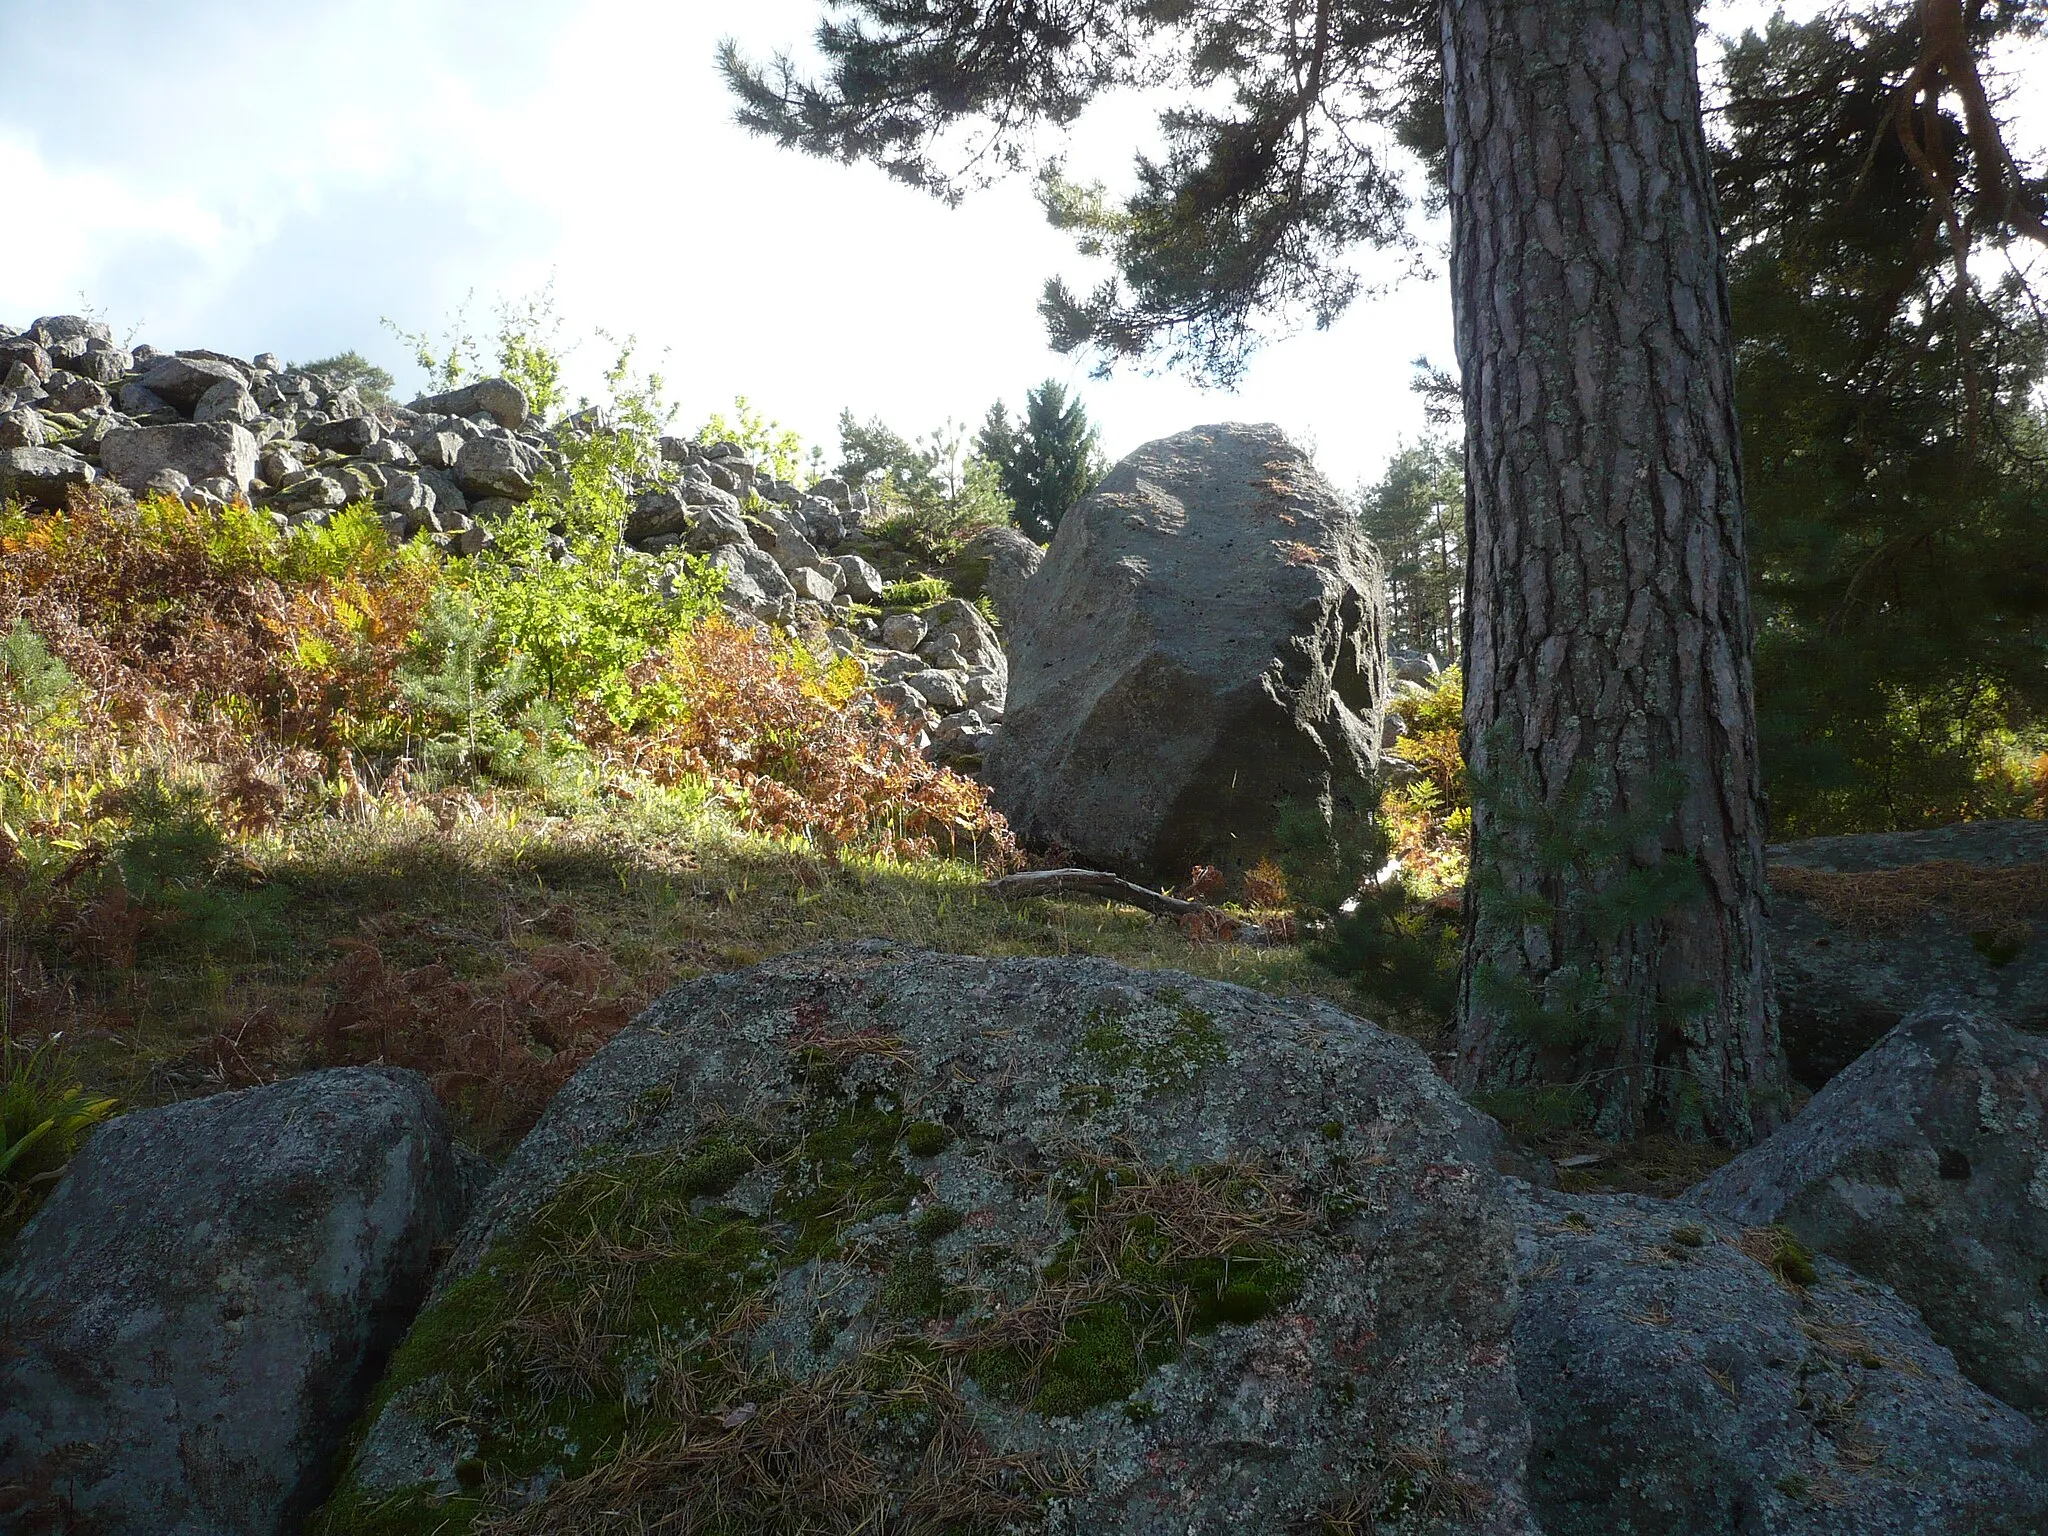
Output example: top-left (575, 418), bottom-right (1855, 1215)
top-left (320, 942), bottom-right (1536, 1535)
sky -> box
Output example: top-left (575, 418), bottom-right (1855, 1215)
top-left (0, 0), bottom-right (1976, 491)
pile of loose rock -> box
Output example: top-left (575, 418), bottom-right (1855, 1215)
top-left (0, 314), bottom-right (1007, 765)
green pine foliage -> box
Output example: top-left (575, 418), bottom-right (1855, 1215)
top-left (697, 397), bottom-right (814, 484)
top-left (1, 622), bottom-right (79, 732)
top-left (977, 380), bottom-right (1105, 541)
top-left (1356, 437), bottom-right (1463, 665)
top-left (1272, 792), bottom-right (1461, 1029)
top-left (1719, 8), bottom-right (2048, 835)
top-left (1, 1033), bottom-right (115, 1240)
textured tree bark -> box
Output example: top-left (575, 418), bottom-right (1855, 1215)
top-left (1440, 0), bottom-right (1787, 1143)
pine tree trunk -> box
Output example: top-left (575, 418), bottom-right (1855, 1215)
top-left (1440, 0), bottom-right (1786, 1144)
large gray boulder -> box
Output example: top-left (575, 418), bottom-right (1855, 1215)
top-left (320, 944), bottom-right (1537, 1535)
top-left (453, 434), bottom-right (543, 501)
top-left (961, 523), bottom-right (1045, 622)
top-left (1693, 1009), bottom-right (2048, 1417)
top-left (708, 538), bottom-right (797, 621)
top-left (986, 423), bottom-right (1386, 883)
top-left (0, 445), bottom-right (96, 507)
top-left (1766, 820), bottom-right (2048, 1086)
top-left (101, 421), bottom-right (259, 498)
top-left (0, 1067), bottom-right (475, 1536)
top-left (412, 377), bottom-right (530, 430)
top-left (139, 354), bottom-right (248, 415)
top-left (1515, 1185), bottom-right (2048, 1535)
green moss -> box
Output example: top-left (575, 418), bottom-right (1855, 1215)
top-left (880, 1242), bottom-right (954, 1319)
top-left (969, 1166), bottom-right (1305, 1419)
top-left (1320, 1120), bottom-right (1345, 1142)
top-left (774, 1094), bottom-right (918, 1261)
top-left (904, 1120), bottom-right (953, 1157)
top-left (913, 1204), bottom-right (964, 1242)
top-left (1762, 1226), bottom-right (1818, 1287)
top-left (1671, 1223), bottom-right (1708, 1248)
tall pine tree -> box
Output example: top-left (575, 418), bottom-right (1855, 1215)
top-left (977, 381), bottom-right (1104, 541)
top-left (725, 0), bottom-right (2048, 1143)
top-left (1718, 5), bottom-right (2048, 835)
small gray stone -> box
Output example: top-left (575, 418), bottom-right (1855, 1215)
top-left (706, 540), bottom-right (797, 622)
top-left (904, 668), bottom-right (970, 711)
top-left (259, 446), bottom-right (304, 486)
top-left (193, 377), bottom-right (260, 425)
top-left (140, 354), bottom-right (247, 414)
top-left (71, 346), bottom-right (130, 385)
top-left (29, 313), bottom-right (111, 348)
top-left (627, 486), bottom-right (689, 542)
top-left (833, 553), bottom-right (885, 604)
top-left (0, 338), bottom-right (52, 383)
top-left (41, 370), bottom-right (111, 415)
top-left (880, 613), bottom-right (928, 653)
top-left (363, 437), bottom-right (418, 467)
top-left (0, 408), bottom-right (48, 449)
top-left (409, 429), bottom-right (465, 471)
top-left (454, 434), bottom-right (543, 500)
top-left (299, 414), bottom-right (381, 456)
top-left (789, 564), bottom-right (840, 607)
top-left (118, 380), bottom-right (177, 419)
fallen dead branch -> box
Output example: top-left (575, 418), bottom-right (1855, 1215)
top-left (980, 868), bottom-right (1290, 945)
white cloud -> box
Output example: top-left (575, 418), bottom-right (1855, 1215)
top-left (2, 0), bottom-right (2037, 489)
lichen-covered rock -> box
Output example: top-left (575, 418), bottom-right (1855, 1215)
top-left (1693, 1009), bottom-right (2048, 1418)
top-left (412, 376), bottom-right (530, 430)
top-left (0, 444), bottom-right (95, 507)
top-left (1514, 1185), bottom-right (2048, 1535)
top-left (321, 944), bottom-right (1536, 1536)
top-left (100, 420), bottom-right (258, 497)
top-left (1766, 819), bottom-right (2048, 1086)
top-left (986, 423), bottom-right (1386, 883)
top-left (0, 1067), bottom-right (474, 1536)
top-left (960, 523), bottom-right (1044, 623)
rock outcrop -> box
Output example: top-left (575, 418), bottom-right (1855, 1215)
top-left (1693, 1009), bottom-right (2048, 1417)
top-left (321, 943), bottom-right (1536, 1535)
top-left (0, 314), bottom-right (1011, 768)
top-left (0, 1067), bottom-right (476, 1536)
top-left (1766, 819), bottom-right (2048, 1086)
top-left (986, 423), bottom-right (1387, 882)
top-left (1514, 1184), bottom-right (2048, 1535)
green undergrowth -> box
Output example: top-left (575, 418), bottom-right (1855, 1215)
top-left (318, 1032), bottom-right (1330, 1533)
top-left (6, 786), bottom-right (1346, 1159)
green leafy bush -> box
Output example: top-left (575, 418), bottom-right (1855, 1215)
top-left (697, 396), bottom-right (814, 484)
top-left (2, 1032), bottom-right (116, 1239)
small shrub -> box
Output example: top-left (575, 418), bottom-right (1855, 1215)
top-left (1, 1032), bottom-right (116, 1238)
top-left (594, 617), bottom-right (1015, 861)
top-left (881, 576), bottom-right (952, 610)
